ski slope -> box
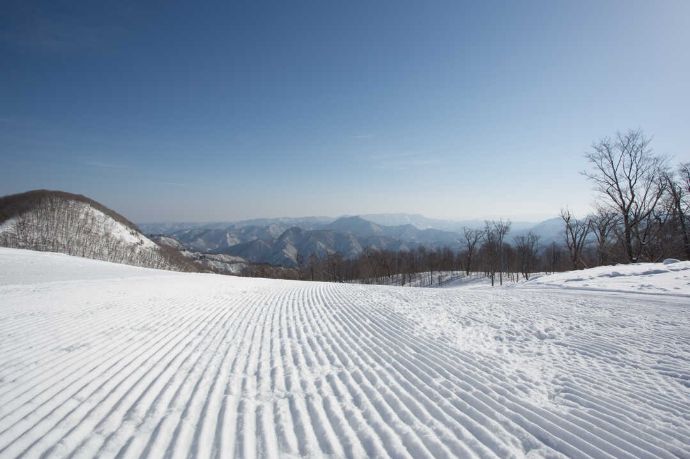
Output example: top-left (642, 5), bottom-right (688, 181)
top-left (0, 248), bottom-right (689, 458)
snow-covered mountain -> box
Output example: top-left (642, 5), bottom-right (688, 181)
top-left (325, 215), bottom-right (386, 237)
top-left (137, 210), bottom-right (575, 270)
top-left (216, 217), bottom-right (466, 267)
top-left (170, 224), bottom-right (290, 252)
top-left (510, 217), bottom-right (564, 245)
top-left (139, 216), bottom-right (332, 236)
top-left (144, 214), bottom-right (565, 267)
top-left (148, 234), bottom-right (247, 274)
top-left (361, 213), bottom-right (537, 233)
top-left (143, 213), bottom-right (541, 237)
top-left (0, 190), bottom-right (197, 271)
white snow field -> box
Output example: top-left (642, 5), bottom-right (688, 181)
top-left (1, 248), bottom-right (689, 458)
top-left (522, 261), bottom-right (690, 297)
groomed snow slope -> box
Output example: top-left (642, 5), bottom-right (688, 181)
top-left (0, 248), bottom-right (688, 458)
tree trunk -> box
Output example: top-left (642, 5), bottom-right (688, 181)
top-left (623, 216), bottom-right (634, 262)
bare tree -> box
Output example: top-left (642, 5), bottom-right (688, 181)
top-left (544, 241), bottom-right (565, 273)
top-left (481, 224), bottom-right (499, 286)
top-left (515, 231), bottom-right (540, 280)
top-left (462, 227), bottom-right (483, 276)
top-left (561, 209), bottom-right (590, 269)
top-left (307, 254), bottom-right (318, 281)
top-left (588, 207), bottom-right (618, 265)
top-left (664, 164), bottom-right (690, 259)
top-left (481, 220), bottom-right (511, 286)
top-left (583, 129), bottom-right (667, 261)
top-left (492, 219), bottom-right (511, 285)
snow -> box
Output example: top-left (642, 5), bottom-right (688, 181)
top-left (359, 272), bottom-right (495, 289)
top-left (0, 202), bottom-right (156, 250)
top-left (0, 201), bottom-right (188, 271)
top-left (0, 217), bottom-right (17, 234)
top-left (523, 261), bottom-right (690, 296)
top-left (0, 249), bottom-right (168, 286)
top-left (1, 248), bottom-right (689, 458)
top-left (185, 252), bottom-right (248, 275)
top-left (154, 236), bottom-right (183, 250)
top-left (69, 202), bottom-right (156, 249)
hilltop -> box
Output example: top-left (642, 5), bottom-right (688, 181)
top-left (0, 190), bottom-right (196, 272)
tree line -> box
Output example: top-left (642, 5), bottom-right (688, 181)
top-left (242, 128), bottom-right (689, 285)
top-left (564, 129), bottom-right (688, 267)
top-left (243, 221), bottom-right (556, 286)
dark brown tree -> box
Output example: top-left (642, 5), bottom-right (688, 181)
top-left (664, 164), bottom-right (690, 260)
top-left (583, 129), bottom-right (666, 261)
top-left (515, 231), bottom-right (540, 280)
top-left (588, 207), bottom-right (618, 265)
top-left (462, 227), bottom-right (483, 276)
top-left (561, 209), bottom-right (589, 269)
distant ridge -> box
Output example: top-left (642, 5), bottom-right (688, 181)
top-left (0, 190), bottom-right (198, 272)
top-left (141, 213), bottom-right (564, 268)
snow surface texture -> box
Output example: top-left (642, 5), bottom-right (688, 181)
top-left (523, 261), bottom-right (690, 297)
top-left (0, 248), bottom-right (689, 458)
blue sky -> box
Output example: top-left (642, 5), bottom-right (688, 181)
top-left (1, 0), bottom-right (689, 222)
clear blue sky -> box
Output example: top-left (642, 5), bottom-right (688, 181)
top-left (1, 0), bottom-right (689, 222)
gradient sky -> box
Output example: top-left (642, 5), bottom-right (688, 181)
top-left (1, 1), bottom-right (689, 223)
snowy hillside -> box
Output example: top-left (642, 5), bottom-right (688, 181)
top-left (0, 190), bottom-right (196, 272)
top-left (0, 248), bottom-right (688, 458)
top-left (524, 260), bottom-right (690, 296)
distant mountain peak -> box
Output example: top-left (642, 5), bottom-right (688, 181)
top-left (327, 216), bottom-right (384, 236)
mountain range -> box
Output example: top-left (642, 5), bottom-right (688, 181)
top-left (0, 189), bottom-right (565, 272)
top-left (143, 214), bottom-right (564, 268)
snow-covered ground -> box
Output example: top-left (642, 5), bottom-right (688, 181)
top-left (0, 248), bottom-right (688, 458)
top-left (523, 261), bottom-right (690, 297)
